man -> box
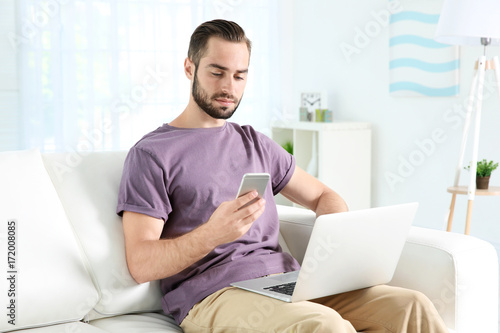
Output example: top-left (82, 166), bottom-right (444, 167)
top-left (117, 19), bottom-right (448, 332)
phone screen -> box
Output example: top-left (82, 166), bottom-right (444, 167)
top-left (236, 173), bottom-right (270, 209)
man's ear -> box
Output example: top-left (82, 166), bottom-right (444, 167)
top-left (184, 58), bottom-right (195, 80)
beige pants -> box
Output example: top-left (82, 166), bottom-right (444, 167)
top-left (180, 285), bottom-right (448, 333)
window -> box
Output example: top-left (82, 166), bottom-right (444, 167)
top-left (13, 0), bottom-right (288, 152)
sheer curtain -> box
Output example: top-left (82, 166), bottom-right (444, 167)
top-left (17, 0), bottom-right (289, 152)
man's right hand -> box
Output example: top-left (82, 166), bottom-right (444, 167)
top-left (201, 190), bottom-right (266, 248)
top-left (122, 190), bottom-right (266, 284)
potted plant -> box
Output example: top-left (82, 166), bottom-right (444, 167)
top-left (464, 159), bottom-right (499, 189)
top-left (282, 141), bottom-right (293, 155)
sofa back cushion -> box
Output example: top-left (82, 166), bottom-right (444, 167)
top-left (0, 149), bottom-right (99, 332)
top-left (42, 151), bottom-right (163, 319)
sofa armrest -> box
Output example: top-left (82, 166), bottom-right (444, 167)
top-left (277, 204), bottom-right (499, 333)
top-left (277, 205), bottom-right (315, 264)
top-left (389, 226), bottom-right (498, 333)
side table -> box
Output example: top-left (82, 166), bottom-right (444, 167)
top-left (446, 185), bottom-right (500, 235)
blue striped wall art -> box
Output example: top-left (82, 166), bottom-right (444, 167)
top-left (389, 0), bottom-right (460, 97)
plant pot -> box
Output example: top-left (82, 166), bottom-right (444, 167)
top-left (476, 175), bottom-right (490, 189)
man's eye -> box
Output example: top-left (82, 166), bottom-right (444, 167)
top-left (235, 76), bottom-right (245, 81)
top-left (212, 72), bottom-right (222, 77)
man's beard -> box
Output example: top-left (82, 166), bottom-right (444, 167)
top-left (192, 68), bottom-right (242, 120)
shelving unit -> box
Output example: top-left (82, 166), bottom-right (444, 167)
top-left (272, 121), bottom-right (371, 211)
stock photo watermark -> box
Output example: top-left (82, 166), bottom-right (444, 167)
top-left (236, 298), bottom-right (276, 332)
top-left (431, 278), bottom-right (463, 314)
top-left (47, 64), bottom-right (168, 182)
top-left (111, 65), bottom-right (169, 115)
top-left (5, 219), bottom-right (18, 326)
top-left (235, 234), bottom-right (340, 331)
top-left (339, 0), bottom-right (403, 64)
top-left (7, 0), bottom-right (71, 52)
top-left (214, 0), bottom-right (243, 16)
top-left (298, 235), bottom-right (340, 281)
top-left (385, 76), bottom-right (499, 192)
top-left (385, 128), bottom-right (447, 192)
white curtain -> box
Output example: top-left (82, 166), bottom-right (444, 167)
top-left (16, 0), bottom-right (289, 152)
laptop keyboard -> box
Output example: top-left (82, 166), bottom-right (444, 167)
top-left (263, 282), bottom-right (296, 296)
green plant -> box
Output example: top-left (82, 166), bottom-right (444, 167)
top-left (282, 141), bottom-right (293, 155)
top-left (464, 159), bottom-right (499, 177)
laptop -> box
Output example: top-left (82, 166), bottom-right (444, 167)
top-left (230, 202), bottom-right (418, 302)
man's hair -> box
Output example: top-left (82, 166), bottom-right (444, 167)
top-left (188, 19), bottom-right (252, 67)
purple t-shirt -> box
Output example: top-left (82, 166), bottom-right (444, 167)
top-left (116, 122), bottom-right (300, 324)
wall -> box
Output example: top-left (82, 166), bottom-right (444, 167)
top-left (1, 0), bottom-right (497, 248)
top-left (288, 0), bottom-right (500, 247)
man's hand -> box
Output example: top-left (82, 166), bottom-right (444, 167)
top-left (123, 190), bottom-right (266, 284)
top-left (201, 190), bottom-right (266, 248)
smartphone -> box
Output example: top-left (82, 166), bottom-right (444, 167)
top-left (235, 173), bottom-right (270, 209)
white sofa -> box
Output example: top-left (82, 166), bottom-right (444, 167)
top-left (0, 149), bottom-right (498, 333)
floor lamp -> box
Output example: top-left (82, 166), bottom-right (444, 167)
top-left (435, 0), bottom-right (500, 235)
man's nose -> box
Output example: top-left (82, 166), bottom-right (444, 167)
top-left (221, 76), bottom-right (235, 94)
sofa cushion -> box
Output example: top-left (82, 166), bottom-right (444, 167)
top-left (13, 322), bottom-right (109, 332)
top-left (90, 313), bottom-right (182, 332)
top-left (0, 149), bottom-right (99, 332)
top-left (42, 151), bottom-right (163, 320)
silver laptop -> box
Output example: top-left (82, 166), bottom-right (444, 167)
top-left (230, 202), bottom-right (418, 302)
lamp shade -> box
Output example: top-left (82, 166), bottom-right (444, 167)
top-left (435, 0), bottom-right (500, 46)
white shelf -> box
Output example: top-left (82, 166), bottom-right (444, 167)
top-left (272, 121), bottom-right (372, 211)
top-left (272, 121), bottom-right (371, 131)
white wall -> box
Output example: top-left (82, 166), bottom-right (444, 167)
top-left (288, 0), bottom-right (500, 245)
top-left (2, 0), bottom-right (498, 243)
